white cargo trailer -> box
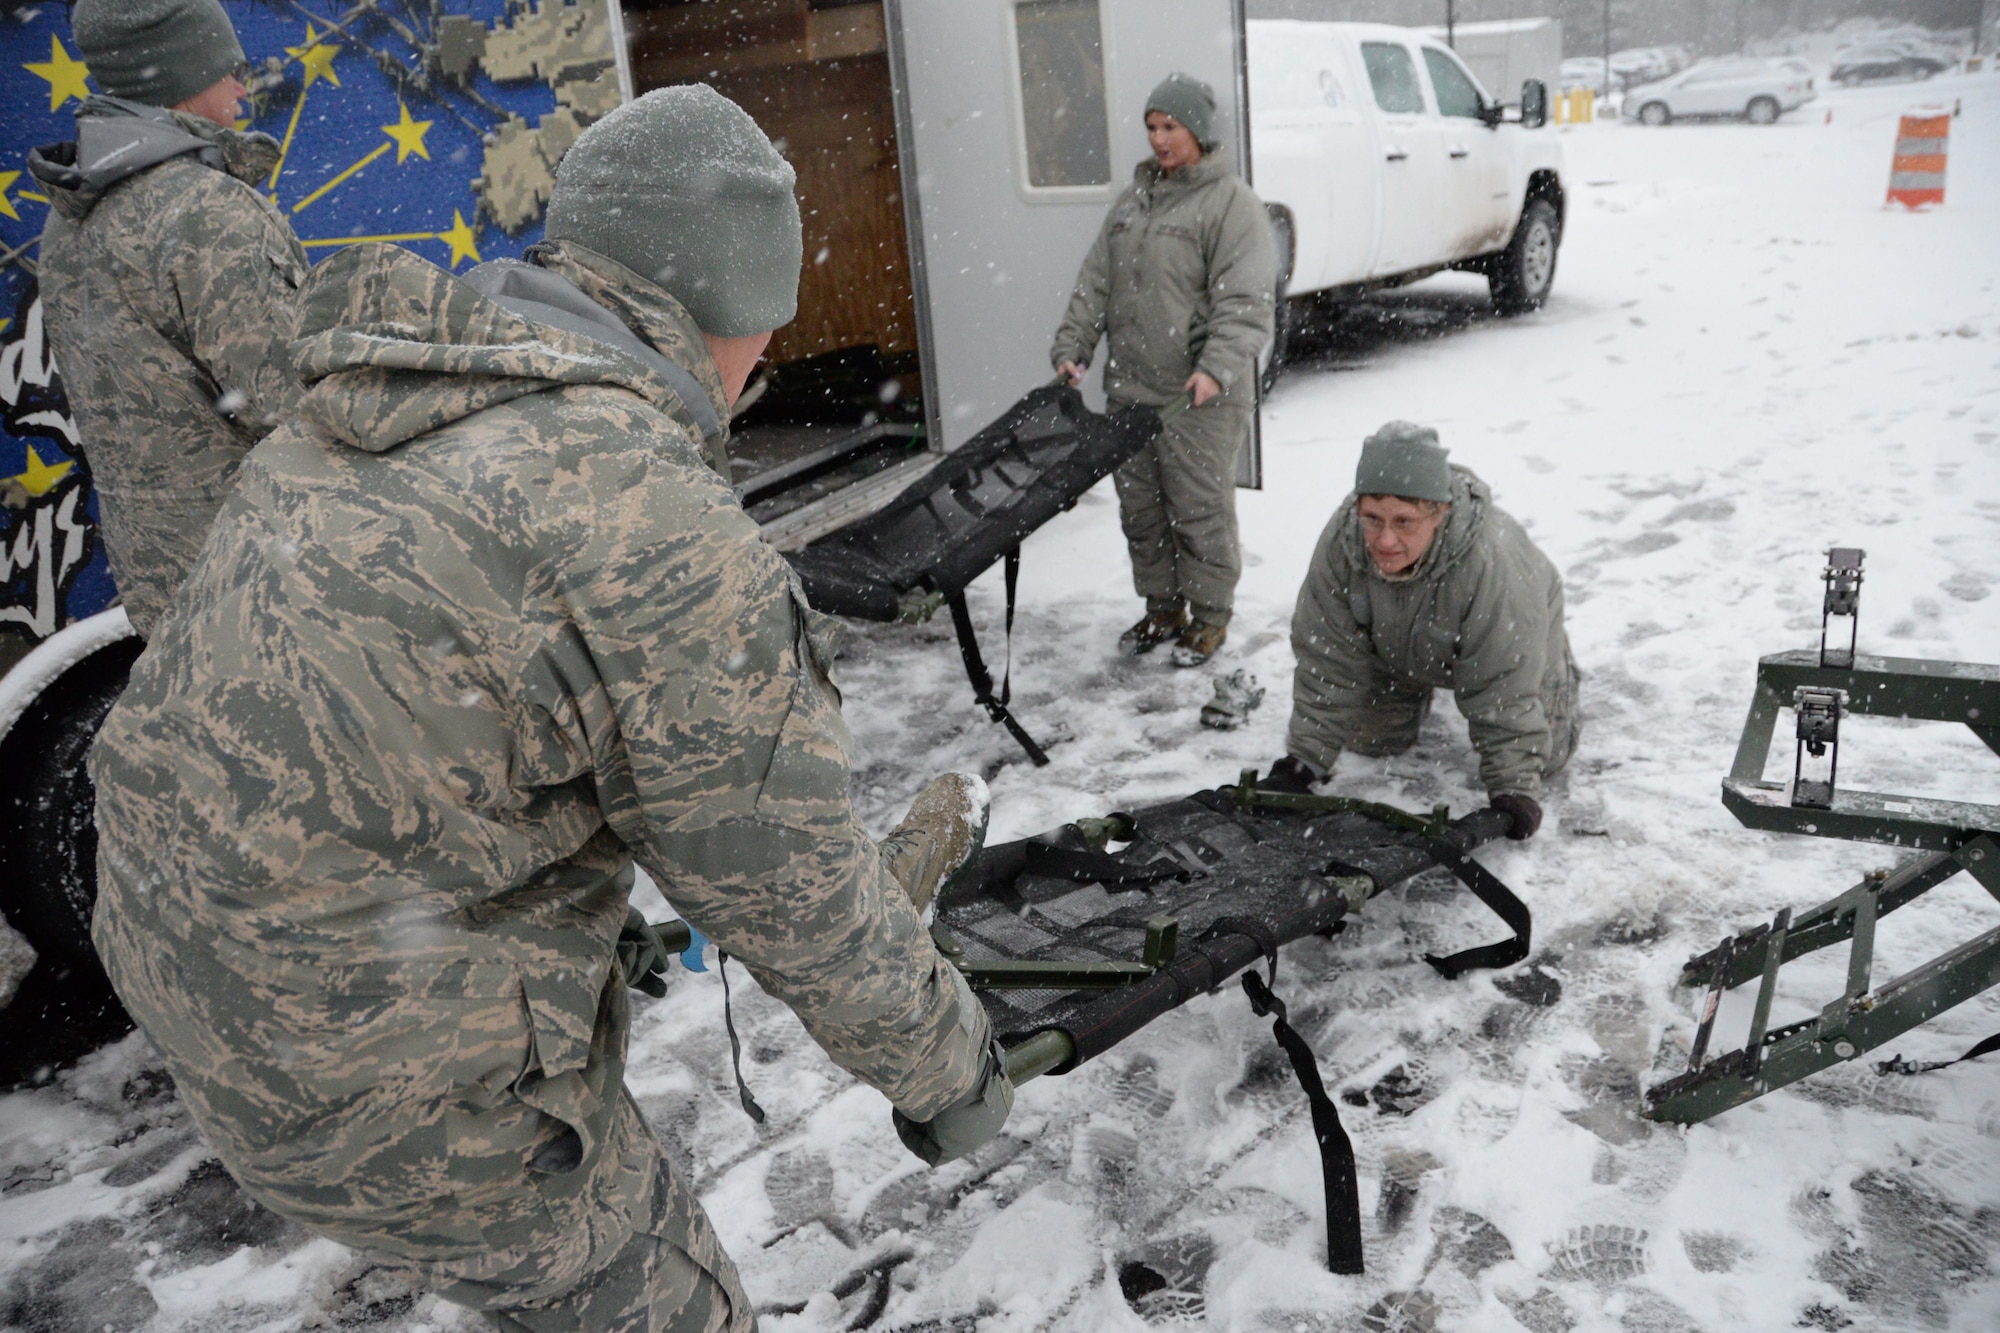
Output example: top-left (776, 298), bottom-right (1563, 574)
top-left (625, 0), bottom-right (1266, 536)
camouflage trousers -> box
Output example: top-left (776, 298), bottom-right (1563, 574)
top-left (93, 891), bottom-right (753, 1333)
top-left (1110, 395), bottom-right (1250, 627)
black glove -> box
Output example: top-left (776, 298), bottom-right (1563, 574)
top-left (616, 908), bottom-right (674, 998)
top-left (1490, 792), bottom-right (1543, 841)
top-left (893, 1040), bottom-right (1015, 1166)
top-left (1260, 755), bottom-right (1320, 794)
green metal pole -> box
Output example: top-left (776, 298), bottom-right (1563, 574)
top-left (1003, 1029), bottom-right (1077, 1084)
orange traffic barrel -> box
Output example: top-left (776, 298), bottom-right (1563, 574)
top-left (1887, 109), bottom-right (1949, 209)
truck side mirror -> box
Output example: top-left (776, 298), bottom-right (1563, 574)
top-left (1520, 79), bottom-right (1549, 129)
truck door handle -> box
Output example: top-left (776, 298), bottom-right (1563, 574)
top-left (1384, 147), bottom-right (1408, 161)
top-left (1448, 146), bottom-right (1470, 158)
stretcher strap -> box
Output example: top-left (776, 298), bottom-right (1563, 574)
top-left (1240, 970), bottom-right (1364, 1275)
top-left (1002, 546), bottom-right (1019, 707)
top-left (946, 577), bottom-right (1051, 767)
top-left (1878, 1031), bottom-right (2000, 1076)
top-left (716, 952), bottom-right (767, 1124)
top-left (1419, 837), bottom-right (1532, 979)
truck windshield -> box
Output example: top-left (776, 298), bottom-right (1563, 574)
top-left (1362, 42), bottom-right (1426, 115)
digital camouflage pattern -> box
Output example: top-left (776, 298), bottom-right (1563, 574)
top-left (1050, 154), bottom-right (1275, 624)
top-left (1288, 467), bottom-right (1582, 799)
top-left (29, 97), bottom-right (309, 638)
top-left (89, 239), bottom-right (991, 1327)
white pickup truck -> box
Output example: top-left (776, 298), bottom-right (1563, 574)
top-left (1247, 20), bottom-right (1567, 355)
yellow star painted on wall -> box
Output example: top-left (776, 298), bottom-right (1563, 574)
top-left (382, 104), bottom-right (433, 165)
top-left (25, 35), bottom-right (91, 112)
top-left (437, 210), bottom-right (481, 269)
top-left (287, 25), bottom-right (341, 91)
top-left (0, 171), bottom-right (20, 222)
top-left (7, 444), bottom-right (76, 498)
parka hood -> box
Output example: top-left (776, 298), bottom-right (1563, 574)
top-left (290, 241), bottom-right (730, 456)
top-left (1339, 465), bottom-right (1491, 584)
top-left (27, 95), bottom-right (279, 221)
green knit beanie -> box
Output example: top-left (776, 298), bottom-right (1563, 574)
top-left (73, 0), bottom-right (244, 109)
top-left (544, 85), bottom-right (801, 338)
top-left (1356, 422), bottom-right (1453, 503)
top-left (1146, 73), bottom-right (1219, 149)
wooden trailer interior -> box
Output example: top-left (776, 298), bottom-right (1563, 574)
top-left (622, 0), bottom-right (936, 546)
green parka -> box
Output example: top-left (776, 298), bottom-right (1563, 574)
top-left (1049, 153), bottom-right (1276, 406)
top-left (89, 241), bottom-right (988, 1319)
top-left (1288, 468), bottom-right (1580, 798)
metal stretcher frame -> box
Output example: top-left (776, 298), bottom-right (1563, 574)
top-left (1644, 553), bottom-right (2000, 1125)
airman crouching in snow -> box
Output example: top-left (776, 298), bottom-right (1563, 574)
top-left (27, 0), bottom-right (308, 638)
top-left (1263, 422), bottom-right (1581, 840)
top-left (89, 86), bottom-right (1007, 1332)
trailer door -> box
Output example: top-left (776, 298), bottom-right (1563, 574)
top-left (889, 0), bottom-right (1260, 485)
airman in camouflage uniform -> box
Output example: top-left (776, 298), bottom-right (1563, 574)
top-left (90, 88), bottom-right (1006, 1332)
top-left (27, 0), bottom-right (308, 638)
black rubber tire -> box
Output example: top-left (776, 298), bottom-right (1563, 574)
top-left (1260, 208), bottom-right (1296, 396)
top-left (1638, 101), bottom-right (1671, 127)
top-left (1745, 96), bottom-right (1780, 125)
top-left (0, 636), bottom-right (143, 964)
top-left (1489, 197), bottom-right (1561, 316)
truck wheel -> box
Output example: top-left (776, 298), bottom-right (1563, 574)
top-left (1260, 207), bottom-right (1296, 396)
top-left (1745, 96), bottom-right (1780, 125)
top-left (0, 635), bottom-right (143, 964)
top-left (1638, 101), bottom-right (1671, 127)
top-left (1489, 197), bottom-right (1560, 316)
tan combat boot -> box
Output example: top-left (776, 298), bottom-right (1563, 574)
top-left (880, 772), bottom-right (991, 914)
top-left (1117, 602), bottom-right (1189, 656)
top-left (1170, 620), bottom-right (1228, 667)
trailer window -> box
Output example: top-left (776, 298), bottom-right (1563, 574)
top-left (1014, 0), bottom-right (1112, 188)
top-left (1422, 49), bottom-right (1485, 118)
top-left (1362, 42), bottom-right (1425, 115)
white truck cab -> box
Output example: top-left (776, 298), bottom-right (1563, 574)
top-left (1247, 21), bottom-right (1565, 327)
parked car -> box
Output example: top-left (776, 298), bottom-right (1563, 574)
top-left (1829, 46), bottom-right (1952, 84)
top-left (1610, 46), bottom-right (1682, 86)
top-left (1560, 56), bottom-right (1618, 92)
top-left (1248, 20), bottom-right (1565, 327)
top-left (1622, 59), bottom-right (1812, 126)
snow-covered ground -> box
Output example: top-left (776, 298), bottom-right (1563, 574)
top-left (5, 70), bottom-right (1999, 1333)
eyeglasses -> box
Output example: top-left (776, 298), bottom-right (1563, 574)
top-left (230, 60), bottom-right (254, 86)
top-left (1358, 512), bottom-right (1442, 538)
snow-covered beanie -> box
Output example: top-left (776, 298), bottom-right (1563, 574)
top-left (1146, 73), bottom-right (1219, 150)
top-left (73, 0), bottom-right (244, 109)
top-left (1356, 422), bottom-right (1452, 504)
top-left (543, 85), bottom-right (801, 338)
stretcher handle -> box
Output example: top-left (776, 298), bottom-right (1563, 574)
top-left (1048, 371), bottom-right (1194, 423)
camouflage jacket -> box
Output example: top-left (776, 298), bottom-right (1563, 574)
top-left (28, 96), bottom-right (309, 638)
top-left (90, 241), bottom-right (991, 1200)
top-left (1288, 468), bottom-right (1576, 798)
top-left (1050, 152), bottom-right (1276, 407)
